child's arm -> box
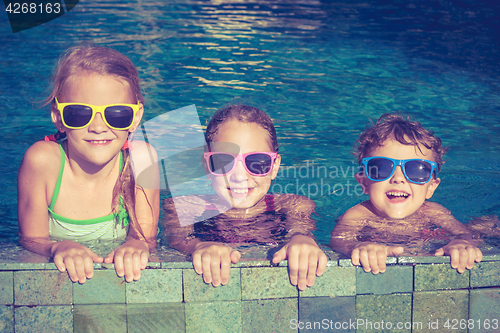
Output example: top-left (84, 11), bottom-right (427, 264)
top-left (105, 142), bottom-right (160, 282)
top-left (17, 142), bottom-right (103, 284)
top-left (272, 195), bottom-right (327, 290)
top-left (330, 203), bottom-right (403, 274)
top-left (426, 202), bottom-right (482, 273)
top-left (162, 198), bottom-right (240, 287)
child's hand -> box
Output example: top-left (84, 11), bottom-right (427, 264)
top-left (351, 242), bottom-right (404, 274)
top-left (51, 240), bottom-right (103, 284)
top-left (105, 239), bottom-right (150, 282)
top-left (435, 239), bottom-right (482, 273)
top-left (272, 234), bottom-right (327, 291)
top-left (192, 242), bottom-right (241, 287)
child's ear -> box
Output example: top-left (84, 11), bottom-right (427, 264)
top-left (270, 154), bottom-right (281, 180)
top-left (354, 171), bottom-right (369, 194)
top-left (129, 103), bottom-right (144, 133)
top-left (425, 177), bottom-right (441, 199)
top-left (50, 102), bottom-right (65, 133)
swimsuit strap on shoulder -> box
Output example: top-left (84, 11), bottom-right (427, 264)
top-left (264, 194), bottom-right (275, 212)
top-left (49, 144), bottom-right (66, 210)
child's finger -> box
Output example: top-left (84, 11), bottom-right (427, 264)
top-left (130, 252), bottom-right (142, 281)
top-left (230, 250), bottom-right (241, 264)
top-left (287, 251), bottom-right (299, 286)
top-left (316, 251), bottom-right (328, 277)
top-left (351, 248), bottom-right (360, 266)
top-left (64, 257), bottom-right (79, 282)
top-left (104, 250), bottom-right (115, 264)
top-left (201, 253), bottom-right (213, 284)
top-left (376, 251), bottom-right (386, 273)
top-left (53, 255), bottom-right (66, 272)
top-left (358, 250), bottom-right (372, 273)
top-left (220, 252), bottom-right (231, 285)
top-left (306, 252), bottom-right (318, 287)
top-left (297, 251), bottom-right (309, 291)
top-left (449, 248), bottom-right (460, 270)
top-left (209, 255), bottom-right (222, 286)
top-left (83, 255), bottom-right (95, 280)
top-left (140, 250), bottom-right (149, 270)
top-left (475, 248), bottom-right (483, 263)
top-left (272, 246), bottom-right (287, 264)
top-left (114, 251), bottom-right (125, 278)
top-left (434, 247), bottom-right (444, 257)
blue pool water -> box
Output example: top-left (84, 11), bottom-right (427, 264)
top-left (1, 0), bottom-right (499, 245)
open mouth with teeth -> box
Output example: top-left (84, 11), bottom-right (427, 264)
top-left (87, 140), bottom-right (112, 146)
top-left (228, 187), bottom-right (253, 198)
top-left (386, 191), bottom-right (409, 202)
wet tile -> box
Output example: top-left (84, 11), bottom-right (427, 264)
top-left (185, 301), bottom-right (241, 333)
top-left (73, 269), bottom-right (125, 304)
top-left (469, 288), bottom-right (500, 333)
top-left (183, 268), bottom-right (241, 302)
top-left (413, 290), bottom-right (468, 333)
top-left (14, 270), bottom-right (72, 305)
top-left (480, 254), bottom-right (500, 261)
top-left (241, 267), bottom-right (297, 300)
top-left (0, 305), bottom-right (14, 333)
top-left (14, 305), bottom-right (72, 333)
top-left (356, 265), bottom-right (413, 295)
top-left (0, 263), bottom-right (45, 271)
top-left (126, 269), bottom-right (182, 303)
top-left (74, 304), bottom-right (126, 333)
top-left (338, 258), bottom-right (354, 267)
top-left (233, 260), bottom-right (274, 268)
top-left (398, 256), bottom-right (450, 264)
top-left (161, 261), bottom-right (193, 269)
top-left (470, 261), bottom-right (500, 287)
top-left (300, 296), bottom-right (356, 332)
top-left (241, 298), bottom-right (297, 333)
top-left (299, 266), bottom-right (356, 297)
top-left (0, 271), bottom-right (13, 305)
top-left (356, 294), bottom-right (412, 333)
top-left (127, 303), bottom-right (185, 333)
top-left (414, 264), bottom-right (469, 291)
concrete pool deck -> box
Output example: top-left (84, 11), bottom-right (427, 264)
top-left (1, 243), bottom-right (499, 332)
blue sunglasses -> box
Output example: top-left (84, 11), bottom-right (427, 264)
top-left (361, 157), bottom-right (439, 184)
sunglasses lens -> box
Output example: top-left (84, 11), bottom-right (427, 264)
top-left (245, 153), bottom-right (273, 175)
top-left (63, 105), bottom-right (93, 128)
top-left (104, 106), bottom-right (134, 129)
top-left (404, 160), bottom-right (432, 183)
top-left (366, 158), bottom-right (394, 180)
top-left (208, 154), bottom-right (235, 175)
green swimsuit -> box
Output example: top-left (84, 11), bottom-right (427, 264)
top-left (48, 144), bottom-right (129, 242)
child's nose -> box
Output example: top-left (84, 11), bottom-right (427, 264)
top-left (88, 113), bottom-right (108, 133)
top-left (230, 161), bottom-right (249, 182)
top-left (390, 166), bottom-right (406, 183)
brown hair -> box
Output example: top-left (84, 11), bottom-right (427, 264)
top-left (45, 44), bottom-right (147, 240)
top-left (205, 104), bottom-right (279, 152)
top-left (354, 113), bottom-right (447, 169)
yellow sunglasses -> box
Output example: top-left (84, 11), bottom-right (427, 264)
top-left (55, 97), bottom-right (140, 130)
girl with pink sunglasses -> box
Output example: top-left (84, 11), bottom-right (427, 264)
top-left (163, 104), bottom-right (327, 290)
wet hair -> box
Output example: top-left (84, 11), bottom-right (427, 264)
top-left (205, 104), bottom-right (279, 152)
top-left (45, 44), bottom-right (148, 241)
top-left (354, 113), bottom-right (447, 170)
top-left (43, 43), bottom-right (143, 106)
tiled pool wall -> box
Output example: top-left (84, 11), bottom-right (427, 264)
top-left (1, 245), bottom-right (500, 333)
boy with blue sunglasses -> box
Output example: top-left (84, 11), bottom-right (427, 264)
top-left (331, 113), bottom-right (482, 274)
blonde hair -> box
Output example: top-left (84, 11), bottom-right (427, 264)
top-left (46, 44), bottom-right (148, 240)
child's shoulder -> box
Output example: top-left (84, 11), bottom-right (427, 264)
top-left (339, 201), bottom-right (375, 221)
top-left (273, 193), bottom-right (316, 211)
top-left (21, 140), bottom-right (61, 172)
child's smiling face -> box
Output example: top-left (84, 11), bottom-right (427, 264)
top-left (207, 119), bottom-right (281, 209)
top-left (355, 138), bottom-right (441, 219)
